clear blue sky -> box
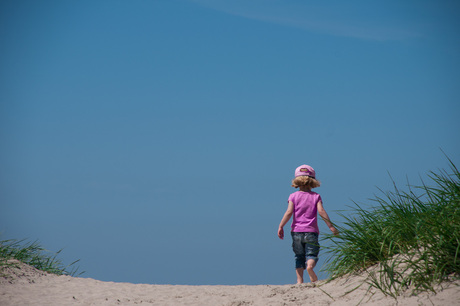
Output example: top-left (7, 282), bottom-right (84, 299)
top-left (1, 0), bottom-right (459, 285)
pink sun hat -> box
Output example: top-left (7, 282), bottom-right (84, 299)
top-left (295, 165), bottom-right (316, 178)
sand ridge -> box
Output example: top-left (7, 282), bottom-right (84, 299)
top-left (1, 260), bottom-right (459, 305)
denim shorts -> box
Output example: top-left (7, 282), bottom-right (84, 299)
top-left (291, 232), bottom-right (320, 269)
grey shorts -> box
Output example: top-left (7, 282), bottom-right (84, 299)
top-left (291, 232), bottom-right (320, 269)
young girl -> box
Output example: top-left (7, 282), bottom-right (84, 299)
top-left (278, 164), bottom-right (339, 284)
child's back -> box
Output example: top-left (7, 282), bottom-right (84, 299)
top-left (288, 190), bottom-right (321, 233)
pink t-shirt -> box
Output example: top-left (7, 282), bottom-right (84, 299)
top-left (288, 191), bottom-right (322, 233)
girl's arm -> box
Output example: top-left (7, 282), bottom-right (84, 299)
top-left (317, 201), bottom-right (339, 236)
top-left (278, 201), bottom-right (294, 240)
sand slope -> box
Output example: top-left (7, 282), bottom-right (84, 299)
top-left (1, 260), bottom-right (459, 306)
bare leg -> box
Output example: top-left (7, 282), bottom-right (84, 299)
top-left (295, 268), bottom-right (305, 284)
top-left (306, 259), bottom-right (318, 283)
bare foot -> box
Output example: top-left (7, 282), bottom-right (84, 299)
top-left (295, 268), bottom-right (305, 284)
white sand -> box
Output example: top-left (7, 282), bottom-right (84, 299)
top-left (1, 260), bottom-right (459, 305)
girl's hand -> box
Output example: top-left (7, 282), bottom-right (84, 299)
top-left (278, 227), bottom-right (284, 240)
top-left (331, 227), bottom-right (339, 236)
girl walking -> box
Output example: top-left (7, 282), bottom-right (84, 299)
top-left (278, 164), bottom-right (339, 284)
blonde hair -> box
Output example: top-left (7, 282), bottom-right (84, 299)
top-left (291, 176), bottom-right (321, 189)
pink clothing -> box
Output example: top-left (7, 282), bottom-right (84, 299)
top-left (288, 191), bottom-right (322, 233)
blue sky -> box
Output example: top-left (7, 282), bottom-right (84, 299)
top-left (1, 0), bottom-right (459, 285)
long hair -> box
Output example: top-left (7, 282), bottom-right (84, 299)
top-left (291, 176), bottom-right (321, 189)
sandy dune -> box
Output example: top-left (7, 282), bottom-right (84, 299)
top-left (1, 260), bottom-right (459, 305)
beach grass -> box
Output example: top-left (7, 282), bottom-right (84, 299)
top-left (322, 156), bottom-right (460, 297)
top-left (0, 238), bottom-right (83, 277)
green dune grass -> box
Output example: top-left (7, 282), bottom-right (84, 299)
top-left (0, 238), bottom-right (83, 277)
top-left (322, 156), bottom-right (460, 297)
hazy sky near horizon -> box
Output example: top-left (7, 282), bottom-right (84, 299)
top-left (1, 0), bottom-right (459, 285)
